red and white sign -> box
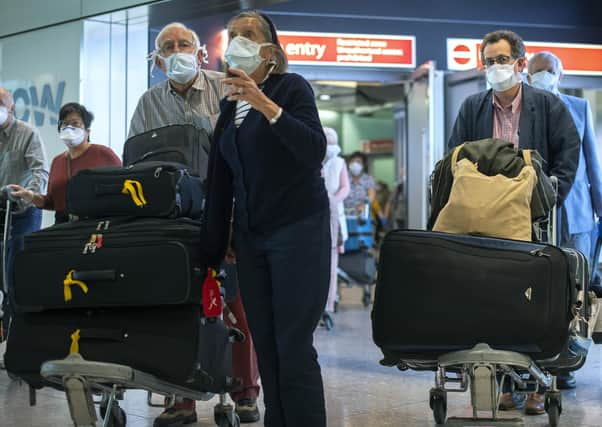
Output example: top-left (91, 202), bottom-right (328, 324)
top-left (279, 31), bottom-right (415, 68)
top-left (447, 38), bottom-right (602, 76)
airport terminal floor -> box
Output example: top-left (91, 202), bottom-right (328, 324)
top-left (1, 287), bottom-right (600, 427)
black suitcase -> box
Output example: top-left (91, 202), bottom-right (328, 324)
top-left (4, 305), bottom-right (234, 393)
top-left (66, 162), bottom-right (204, 219)
top-left (123, 124), bottom-right (211, 178)
top-left (12, 217), bottom-right (206, 312)
top-left (372, 230), bottom-right (574, 361)
top-left (338, 250), bottom-right (376, 284)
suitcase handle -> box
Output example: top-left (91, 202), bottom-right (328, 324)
top-left (131, 148), bottom-right (187, 165)
top-left (79, 328), bottom-right (126, 342)
top-left (71, 269), bottom-right (117, 282)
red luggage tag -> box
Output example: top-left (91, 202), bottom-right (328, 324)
top-left (202, 268), bottom-right (222, 318)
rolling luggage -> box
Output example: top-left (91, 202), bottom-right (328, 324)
top-left (4, 305), bottom-right (234, 393)
top-left (66, 162), bottom-right (204, 219)
top-left (123, 124), bottom-right (211, 178)
top-left (12, 217), bottom-right (206, 312)
top-left (372, 230), bottom-right (575, 361)
top-left (338, 250), bottom-right (376, 284)
top-left (344, 216), bottom-right (373, 252)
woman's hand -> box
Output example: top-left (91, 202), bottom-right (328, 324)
top-left (7, 184), bottom-right (34, 203)
top-left (223, 68), bottom-right (281, 122)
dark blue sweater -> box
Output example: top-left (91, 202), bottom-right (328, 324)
top-left (203, 72), bottom-right (328, 266)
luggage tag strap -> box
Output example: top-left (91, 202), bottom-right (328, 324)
top-left (64, 269), bottom-right (89, 302)
top-left (121, 179), bottom-right (147, 207)
top-left (69, 329), bottom-right (81, 354)
top-left (202, 268), bottom-right (222, 318)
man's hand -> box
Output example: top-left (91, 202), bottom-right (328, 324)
top-left (7, 184), bottom-right (34, 203)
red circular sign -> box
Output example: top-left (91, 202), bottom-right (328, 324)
top-left (453, 44), bottom-right (471, 65)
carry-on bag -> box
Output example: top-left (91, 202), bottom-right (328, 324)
top-left (66, 162), bottom-right (204, 219)
top-left (123, 124), bottom-right (211, 178)
top-left (12, 217), bottom-right (206, 312)
top-left (372, 230), bottom-right (574, 361)
top-left (344, 216), bottom-right (373, 252)
top-left (4, 305), bottom-right (234, 393)
top-left (338, 250), bottom-right (376, 284)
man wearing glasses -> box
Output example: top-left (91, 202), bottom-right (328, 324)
top-left (129, 23), bottom-right (261, 427)
top-left (448, 30), bottom-right (580, 205)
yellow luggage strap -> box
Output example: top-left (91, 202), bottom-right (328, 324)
top-left (63, 270), bottom-right (89, 302)
top-left (70, 329), bottom-right (81, 355)
top-left (121, 179), bottom-right (147, 207)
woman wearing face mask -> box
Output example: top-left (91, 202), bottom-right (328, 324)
top-left (9, 103), bottom-right (121, 223)
top-left (344, 151), bottom-right (376, 215)
top-left (202, 10), bottom-right (330, 427)
top-left (321, 127), bottom-right (350, 320)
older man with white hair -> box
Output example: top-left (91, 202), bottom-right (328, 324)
top-left (129, 23), bottom-right (261, 426)
top-left (528, 51), bottom-right (602, 389)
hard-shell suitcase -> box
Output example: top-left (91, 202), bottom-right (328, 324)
top-left (344, 216), bottom-right (373, 252)
top-left (66, 162), bottom-right (204, 219)
top-left (4, 305), bottom-right (234, 393)
top-left (12, 217), bottom-right (206, 312)
top-left (123, 124), bottom-right (211, 178)
top-left (372, 230), bottom-right (574, 361)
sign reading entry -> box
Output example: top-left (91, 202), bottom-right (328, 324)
top-left (447, 38), bottom-right (602, 76)
top-left (279, 31), bottom-right (416, 68)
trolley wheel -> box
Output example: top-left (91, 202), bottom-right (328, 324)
top-left (545, 392), bottom-right (562, 427)
top-left (322, 312), bottom-right (334, 331)
top-left (429, 388), bottom-right (447, 425)
top-left (362, 287), bottom-right (371, 307)
top-left (100, 402), bottom-right (127, 427)
top-left (214, 404), bottom-right (240, 427)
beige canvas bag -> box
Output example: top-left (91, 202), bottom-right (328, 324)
top-left (432, 144), bottom-right (538, 241)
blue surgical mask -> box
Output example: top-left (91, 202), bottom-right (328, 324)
top-left (0, 106), bottom-right (9, 126)
top-left (159, 52), bottom-right (198, 84)
top-left (224, 36), bottom-right (271, 76)
top-left (530, 70), bottom-right (559, 94)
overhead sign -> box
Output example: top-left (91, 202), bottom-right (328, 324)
top-left (447, 38), bottom-right (602, 75)
top-left (279, 31), bottom-right (415, 68)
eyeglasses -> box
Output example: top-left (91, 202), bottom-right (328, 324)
top-left (159, 39), bottom-right (195, 55)
top-left (483, 55), bottom-right (514, 67)
top-left (59, 120), bottom-right (84, 129)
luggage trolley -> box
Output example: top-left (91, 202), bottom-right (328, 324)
top-left (375, 176), bottom-right (602, 427)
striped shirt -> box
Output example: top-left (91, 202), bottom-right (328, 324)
top-left (128, 69), bottom-right (226, 138)
top-left (234, 101), bottom-right (252, 128)
top-left (492, 83), bottom-right (522, 148)
top-left (0, 118), bottom-right (48, 210)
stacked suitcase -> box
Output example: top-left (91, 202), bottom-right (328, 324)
top-left (4, 125), bottom-right (236, 393)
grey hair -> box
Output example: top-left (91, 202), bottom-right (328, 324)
top-left (528, 51), bottom-right (563, 75)
top-left (155, 22), bottom-right (201, 52)
top-left (227, 11), bottom-right (288, 74)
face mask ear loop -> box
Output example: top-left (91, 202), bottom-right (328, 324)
top-left (199, 44), bottom-right (209, 64)
top-left (148, 50), bottom-right (160, 78)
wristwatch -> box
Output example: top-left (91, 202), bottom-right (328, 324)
top-left (269, 107), bottom-right (283, 125)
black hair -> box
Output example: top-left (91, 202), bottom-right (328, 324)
top-left (480, 30), bottom-right (526, 63)
top-left (58, 102), bottom-right (94, 132)
top-left (348, 151), bottom-right (368, 167)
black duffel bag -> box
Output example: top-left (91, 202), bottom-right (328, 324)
top-left (66, 162), bottom-right (204, 219)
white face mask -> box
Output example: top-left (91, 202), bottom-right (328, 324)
top-left (325, 145), bottom-right (341, 160)
top-left (159, 52), bottom-right (198, 84)
top-left (0, 106), bottom-right (10, 126)
top-left (349, 161), bottom-right (363, 176)
top-left (59, 126), bottom-right (86, 148)
top-left (486, 61), bottom-right (519, 92)
top-left (225, 36), bottom-right (272, 76)
top-left (530, 70), bottom-right (560, 94)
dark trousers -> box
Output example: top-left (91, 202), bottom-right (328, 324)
top-left (234, 211), bottom-right (331, 427)
top-left (2, 207), bottom-right (42, 338)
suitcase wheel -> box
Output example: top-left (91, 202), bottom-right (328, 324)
top-left (214, 402), bottom-right (240, 427)
top-left (429, 388), bottom-right (447, 425)
top-left (100, 402), bottom-right (127, 427)
top-left (545, 391), bottom-right (562, 427)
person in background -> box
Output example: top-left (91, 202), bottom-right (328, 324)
top-left (322, 127), bottom-right (350, 318)
top-left (344, 151), bottom-right (376, 214)
top-left (448, 29), bottom-right (580, 415)
top-left (528, 51), bottom-right (602, 389)
top-left (202, 10), bottom-right (330, 426)
top-left (9, 103), bottom-right (120, 223)
top-left (0, 86), bottom-right (48, 370)
top-left (384, 167), bottom-right (407, 229)
top-left (128, 22), bottom-right (261, 426)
